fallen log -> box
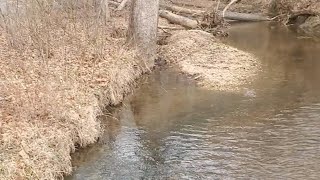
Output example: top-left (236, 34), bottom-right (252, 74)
top-left (160, 4), bottom-right (272, 22)
top-left (160, 3), bottom-right (205, 16)
top-left (158, 26), bottom-right (185, 30)
top-left (221, 11), bottom-right (272, 21)
top-left (159, 10), bottom-right (271, 30)
top-left (159, 10), bottom-right (198, 29)
top-left (171, 1), bottom-right (207, 9)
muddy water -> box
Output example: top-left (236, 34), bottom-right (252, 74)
top-left (67, 23), bottom-right (320, 179)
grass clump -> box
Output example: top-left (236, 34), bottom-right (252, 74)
top-left (0, 0), bottom-right (143, 179)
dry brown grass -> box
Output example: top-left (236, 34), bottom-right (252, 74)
top-left (222, 0), bottom-right (271, 14)
top-left (267, 0), bottom-right (320, 33)
top-left (269, 0), bottom-right (320, 14)
top-left (161, 30), bottom-right (261, 91)
top-left (0, 0), bottom-right (143, 179)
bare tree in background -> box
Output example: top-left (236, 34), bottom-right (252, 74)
top-left (128, 0), bottom-right (160, 69)
top-left (95, 0), bottom-right (110, 22)
top-left (101, 0), bottom-right (110, 22)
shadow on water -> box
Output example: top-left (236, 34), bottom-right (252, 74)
top-left (67, 22), bottom-right (320, 179)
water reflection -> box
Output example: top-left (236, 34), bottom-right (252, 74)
top-left (68, 23), bottom-right (320, 179)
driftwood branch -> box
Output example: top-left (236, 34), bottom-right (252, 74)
top-left (116, 0), bottom-right (130, 11)
top-left (160, 3), bottom-right (205, 16)
top-left (109, 1), bottom-right (120, 7)
top-left (160, 4), bottom-right (272, 22)
top-left (158, 26), bottom-right (185, 30)
top-left (220, 11), bottom-right (272, 21)
top-left (222, 0), bottom-right (238, 19)
top-left (288, 10), bottom-right (316, 21)
top-left (170, 1), bottom-right (206, 9)
top-left (159, 10), bottom-right (198, 29)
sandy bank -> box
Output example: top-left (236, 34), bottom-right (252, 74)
top-left (161, 30), bottom-right (261, 91)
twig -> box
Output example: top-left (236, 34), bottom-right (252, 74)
top-left (116, 0), bottom-right (130, 11)
top-left (109, 1), bottom-right (120, 7)
top-left (215, 0), bottom-right (221, 12)
top-left (222, 0), bottom-right (238, 19)
top-left (158, 26), bottom-right (185, 30)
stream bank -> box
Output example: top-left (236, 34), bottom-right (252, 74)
top-left (0, 11), bottom-right (145, 179)
top-left (67, 22), bottom-right (320, 179)
top-left (166, 0), bottom-right (320, 37)
top-left (0, 2), bottom-right (260, 178)
top-left (230, 0), bottom-right (320, 37)
top-left (2, 0), bottom-right (320, 179)
top-left (65, 0), bottom-right (320, 178)
top-left (0, 6), bottom-right (252, 180)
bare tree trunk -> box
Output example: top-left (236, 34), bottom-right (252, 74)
top-left (102, 0), bottom-right (110, 22)
top-left (128, 0), bottom-right (160, 69)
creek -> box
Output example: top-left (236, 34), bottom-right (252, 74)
top-left (67, 22), bottom-right (320, 179)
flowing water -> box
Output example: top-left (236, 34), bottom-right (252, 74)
top-left (67, 23), bottom-right (320, 179)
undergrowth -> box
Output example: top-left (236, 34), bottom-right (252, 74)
top-left (0, 0), bottom-right (142, 179)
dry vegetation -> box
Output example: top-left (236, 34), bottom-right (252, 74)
top-left (159, 0), bottom-right (320, 92)
top-left (268, 0), bottom-right (320, 15)
top-left (161, 30), bottom-right (260, 91)
top-left (1, 0), bottom-right (320, 179)
top-left (0, 0), bottom-right (144, 179)
top-left (267, 0), bottom-right (320, 35)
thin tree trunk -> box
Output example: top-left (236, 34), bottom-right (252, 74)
top-left (102, 0), bottom-right (110, 22)
top-left (96, 0), bottom-right (110, 21)
top-left (128, 0), bottom-right (160, 69)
